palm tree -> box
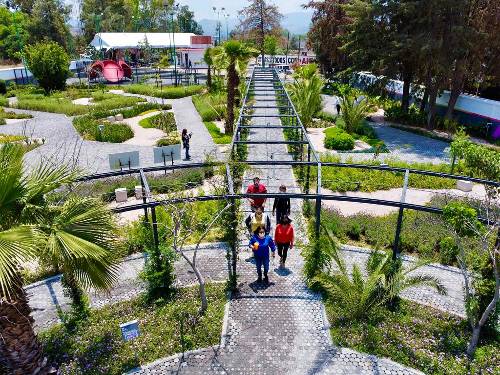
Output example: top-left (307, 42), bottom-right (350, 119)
top-left (0, 144), bottom-right (119, 373)
top-left (315, 230), bottom-right (447, 320)
top-left (339, 94), bottom-right (373, 133)
top-left (289, 63), bottom-right (324, 127)
top-left (203, 47), bottom-right (213, 90)
top-left (219, 40), bottom-right (257, 134)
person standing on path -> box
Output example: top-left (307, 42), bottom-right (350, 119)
top-left (246, 176), bottom-right (267, 211)
top-left (336, 102), bottom-right (341, 115)
top-left (272, 184), bottom-right (290, 223)
top-left (181, 129), bottom-right (192, 160)
top-left (249, 226), bottom-right (276, 284)
top-left (274, 215), bottom-right (294, 269)
top-left (245, 206), bottom-right (271, 237)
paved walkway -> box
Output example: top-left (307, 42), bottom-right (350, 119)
top-left (1, 92), bottom-right (220, 174)
top-left (27, 243), bottom-right (229, 332)
top-left (320, 94), bottom-right (450, 164)
top-left (322, 184), bottom-right (487, 216)
top-left (138, 69), bottom-right (423, 374)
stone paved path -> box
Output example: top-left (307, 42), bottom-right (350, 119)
top-left (27, 243), bottom-right (229, 332)
top-left (138, 68), bottom-right (422, 374)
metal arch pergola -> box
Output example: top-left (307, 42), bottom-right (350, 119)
top-left (74, 67), bottom-right (500, 265)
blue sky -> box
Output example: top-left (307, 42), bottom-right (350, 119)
top-left (177, 0), bottom-right (310, 20)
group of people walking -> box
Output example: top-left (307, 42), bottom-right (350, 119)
top-left (245, 177), bottom-right (294, 284)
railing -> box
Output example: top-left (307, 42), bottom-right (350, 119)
top-left (73, 67), bottom-right (499, 262)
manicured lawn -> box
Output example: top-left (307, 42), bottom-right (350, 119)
top-left (204, 121), bottom-right (231, 144)
top-left (123, 84), bottom-right (204, 99)
top-left (40, 284), bottom-right (227, 375)
top-left (326, 299), bottom-right (499, 374)
top-left (315, 154), bottom-right (459, 192)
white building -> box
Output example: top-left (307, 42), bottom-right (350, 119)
top-left (89, 32), bottom-right (213, 68)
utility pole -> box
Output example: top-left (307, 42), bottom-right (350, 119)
top-left (224, 13), bottom-right (230, 41)
top-left (170, 4), bottom-right (179, 87)
top-left (285, 31), bottom-right (290, 71)
top-left (212, 7), bottom-right (225, 45)
top-left (259, 1), bottom-right (265, 67)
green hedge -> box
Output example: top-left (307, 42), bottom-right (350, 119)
top-left (87, 102), bottom-right (171, 120)
top-left (73, 116), bottom-right (133, 143)
top-left (139, 112), bottom-right (176, 132)
top-left (14, 91), bottom-right (145, 116)
top-left (324, 127), bottom-right (355, 150)
top-left (0, 96), bottom-right (8, 107)
top-left (123, 84), bottom-right (204, 99)
top-left (316, 155), bottom-right (459, 192)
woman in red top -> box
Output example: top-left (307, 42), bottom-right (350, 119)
top-left (274, 215), bottom-right (294, 268)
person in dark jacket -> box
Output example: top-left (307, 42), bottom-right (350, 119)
top-left (272, 184), bottom-right (290, 223)
top-left (248, 226), bottom-right (276, 283)
top-left (181, 129), bottom-right (192, 160)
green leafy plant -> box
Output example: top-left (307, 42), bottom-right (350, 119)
top-left (192, 92), bottom-right (226, 121)
top-left (139, 112), bottom-right (176, 132)
top-left (315, 230), bottom-right (446, 320)
top-left (203, 121), bottom-right (232, 144)
top-left (339, 94), bottom-right (373, 134)
top-left (156, 131), bottom-right (181, 147)
top-left (289, 63), bottom-right (324, 127)
top-left (123, 84), bottom-right (204, 99)
top-left (24, 41), bottom-right (70, 94)
top-left (324, 127), bottom-right (355, 150)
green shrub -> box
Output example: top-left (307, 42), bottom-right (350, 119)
top-left (324, 127), bottom-right (355, 150)
top-left (0, 118), bottom-right (5, 125)
top-left (0, 108), bottom-right (32, 120)
top-left (156, 132), bottom-right (181, 147)
top-left (315, 154), bottom-right (459, 192)
top-left (24, 41), bottom-right (70, 93)
top-left (0, 80), bottom-right (6, 95)
top-left (439, 236), bottom-right (459, 265)
top-left (73, 116), bottom-right (133, 143)
top-left (204, 121), bottom-right (232, 144)
top-left (140, 112), bottom-right (176, 132)
top-left (123, 84), bottom-right (204, 99)
top-left (141, 244), bottom-right (177, 302)
top-left (0, 96), bottom-right (8, 107)
top-left (315, 111), bottom-right (337, 122)
top-left (88, 102), bottom-right (171, 120)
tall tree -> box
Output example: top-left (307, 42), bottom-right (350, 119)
top-left (222, 41), bottom-right (256, 133)
top-left (80, 0), bottom-right (134, 43)
top-left (237, 0), bottom-right (282, 67)
top-left (305, 0), bottom-right (350, 76)
top-left (443, 0), bottom-right (500, 119)
top-left (6, 0), bottom-right (34, 14)
top-left (0, 7), bottom-right (29, 61)
top-left (27, 0), bottom-right (70, 49)
top-left (176, 5), bottom-right (203, 34)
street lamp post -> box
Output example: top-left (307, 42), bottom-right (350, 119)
top-left (170, 3), bottom-right (179, 86)
top-left (95, 13), bottom-right (104, 60)
top-left (212, 7), bottom-right (225, 45)
top-left (224, 13), bottom-right (230, 41)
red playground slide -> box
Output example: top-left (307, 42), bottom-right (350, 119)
top-left (89, 60), bottom-right (132, 83)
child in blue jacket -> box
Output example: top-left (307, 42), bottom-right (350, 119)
top-left (248, 226), bottom-right (276, 284)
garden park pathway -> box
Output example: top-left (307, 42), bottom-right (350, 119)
top-left (137, 68), bottom-right (424, 374)
top-left (0, 93), bottom-right (219, 174)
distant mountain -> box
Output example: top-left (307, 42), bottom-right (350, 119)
top-left (199, 11), bottom-right (312, 38)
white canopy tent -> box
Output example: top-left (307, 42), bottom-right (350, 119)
top-left (90, 32), bottom-right (197, 50)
